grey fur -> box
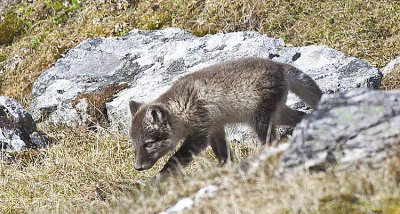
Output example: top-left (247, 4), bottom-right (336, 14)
top-left (129, 57), bottom-right (322, 173)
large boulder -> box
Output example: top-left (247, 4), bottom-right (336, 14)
top-left (282, 89), bottom-right (400, 171)
top-left (29, 28), bottom-right (382, 141)
top-left (0, 96), bottom-right (48, 153)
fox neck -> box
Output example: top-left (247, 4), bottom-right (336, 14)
top-left (168, 114), bottom-right (188, 143)
top-left (155, 95), bottom-right (192, 142)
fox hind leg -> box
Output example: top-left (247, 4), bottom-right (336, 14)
top-left (251, 111), bottom-right (276, 145)
top-left (276, 105), bottom-right (306, 126)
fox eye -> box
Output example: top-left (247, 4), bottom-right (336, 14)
top-left (144, 140), bottom-right (154, 148)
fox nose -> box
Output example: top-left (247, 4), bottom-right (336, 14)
top-left (135, 164), bottom-right (144, 171)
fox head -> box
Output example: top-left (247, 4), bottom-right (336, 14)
top-left (129, 100), bottom-right (176, 171)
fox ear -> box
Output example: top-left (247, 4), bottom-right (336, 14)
top-left (129, 100), bottom-right (142, 115)
top-left (146, 104), bottom-right (169, 124)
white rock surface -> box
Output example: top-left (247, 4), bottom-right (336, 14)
top-left (282, 89), bottom-right (400, 171)
top-left (381, 56), bottom-right (400, 76)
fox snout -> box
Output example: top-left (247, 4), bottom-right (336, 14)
top-left (134, 147), bottom-right (154, 171)
top-left (134, 161), bottom-right (154, 171)
top-left (135, 148), bottom-right (146, 171)
top-left (134, 163), bottom-right (145, 171)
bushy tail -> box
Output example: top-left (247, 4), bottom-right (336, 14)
top-left (285, 65), bottom-right (322, 108)
top-left (275, 65), bottom-right (322, 127)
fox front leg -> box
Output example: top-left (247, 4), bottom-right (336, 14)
top-left (209, 126), bottom-right (233, 166)
top-left (160, 134), bottom-right (208, 174)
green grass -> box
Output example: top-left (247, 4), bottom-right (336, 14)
top-left (1, 0), bottom-right (400, 213)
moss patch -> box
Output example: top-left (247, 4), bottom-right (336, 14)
top-left (318, 194), bottom-right (363, 214)
top-left (382, 198), bottom-right (400, 214)
top-left (0, 51), bottom-right (7, 62)
top-left (0, 11), bottom-right (25, 45)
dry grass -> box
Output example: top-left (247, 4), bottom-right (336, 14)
top-left (112, 148), bottom-right (400, 214)
top-left (0, 124), bottom-right (259, 213)
top-left (0, 124), bottom-right (137, 213)
top-left (1, 124), bottom-right (399, 213)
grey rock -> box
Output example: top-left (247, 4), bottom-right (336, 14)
top-left (0, 96), bottom-right (48, 153)
top-left (282, 89), bottom-right (400, 171)
top-left (29, 28), bottom-right (382, 142)
top-left (381, 56), bottom-right (400, 76)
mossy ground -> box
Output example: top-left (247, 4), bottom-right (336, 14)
top-left (1, 0), bottom-right (400, 213)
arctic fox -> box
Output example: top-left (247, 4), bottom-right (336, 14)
top-left (129, 57), bottom-right (322, 173)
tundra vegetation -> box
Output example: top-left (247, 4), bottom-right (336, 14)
top-left (0, 0), bottom-right (400, 213)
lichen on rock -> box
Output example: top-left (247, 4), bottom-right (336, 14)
top-left (282, 89), bottom-right (400, 172)
top-left (0, 96), bottom-right (49, 156)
